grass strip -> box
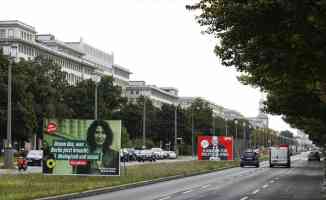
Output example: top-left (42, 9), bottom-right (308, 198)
top-left (0, 160), bottom-right (239, 200)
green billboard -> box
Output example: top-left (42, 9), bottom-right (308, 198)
top-left (43, 119), bottom-right (121, 176)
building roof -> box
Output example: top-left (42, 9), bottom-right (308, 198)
top-left (0, 20), bottom-right (36, 33)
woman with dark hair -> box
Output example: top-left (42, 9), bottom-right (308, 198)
top-left (85, 120), bottom-right (119, 175)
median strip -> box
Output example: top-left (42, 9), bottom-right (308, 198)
top-left (1, 160), bottom-right (240, 200)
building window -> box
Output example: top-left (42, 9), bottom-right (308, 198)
top-left (8, 29), bottom-right (14, 38)
top-left (0, 29), bottom-right (6, 38)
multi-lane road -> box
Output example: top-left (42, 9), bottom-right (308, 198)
top-left (77, 152), bottom-right (324, 200)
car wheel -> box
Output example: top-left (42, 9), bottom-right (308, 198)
top-left (256, 164), bottom-right (259, 168)
top-left (270, 165), bottom-right (273, 168)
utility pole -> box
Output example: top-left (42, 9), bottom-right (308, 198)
top-left (95, 83), bottom-right (98, 120)
top-left (191, 107), bottom-right (194, 159)
top-left (142, 98), bottom-right (146, 149)
top-left (212, 114), bottom-right (215, 136)
top-left (4, 45), bottom-right (17, 169)
top-left (174, 105), bottom-right (178, 155)
top-left (225, 119), bottom-right (228, 137)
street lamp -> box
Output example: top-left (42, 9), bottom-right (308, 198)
top-left (242, 122), bottom-right (246, 152)
top-left (234, 119), bottom-right (238, 159)
top-left (248, 125), bottom-right (252, 148)
top-left (225, 119), bottom-right (228, 137)
top-left (142, 97), bottom-right (146, 149)
top-left (92, 72), bottom-right (101, 120)
top-left (4, 45), bottom-right (17, 169)
top-left (174, 104), bottom-right (178, 156)
top-left (191, 106), bottom-right (200, 160)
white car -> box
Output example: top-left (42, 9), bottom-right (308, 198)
top-left (151, 148), bottom-right (166, 159)
top-left (26, 150), bottom-right (43, 166)
top-left (167, 151), bottom-right (177, 159)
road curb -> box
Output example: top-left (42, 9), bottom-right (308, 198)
top-left (35, 166), bottom-right (236, 200)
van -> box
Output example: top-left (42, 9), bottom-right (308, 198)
top-left (269, 144), bottom-right (290, 168)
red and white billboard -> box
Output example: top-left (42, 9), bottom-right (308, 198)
top-left (197, 136), bottom-right (233, 160)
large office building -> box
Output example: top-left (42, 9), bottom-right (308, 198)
top-left (178, 97), bottom-right (225, 118)
top-left (126, 81), bottom-right (179, 108)
top-left (0, 20), bottom-right (131, 87)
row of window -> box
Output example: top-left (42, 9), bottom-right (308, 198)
top-left (18, 43), bottom-right (93, 75)
top-left (128, 89), bottom-right (177, 102)
top-left (0, 28), bottom-right (34, 41)
top-left (114, 67), bottom-right (130, 79)
top-left (84, 44), bottom-right (110, 62)
top-left (66, 73), bottom-right (83, 85)
top-left (21, 31), bottom-right (33, 41)
top-left (0, 29), bottom-right (14, 38)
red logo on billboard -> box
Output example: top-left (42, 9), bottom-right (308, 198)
top-left (69, 160), bottom-right (87, 166)
top-left (197, 136), bottom-right (234, 161)
top-left (47, 122), bottom-right (57, 134)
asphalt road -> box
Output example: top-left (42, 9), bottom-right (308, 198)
top-left (77, 152), bottom-right (324, 200)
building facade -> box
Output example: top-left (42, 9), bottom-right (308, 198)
top-left (0, 20), bottom-right (131, 87)
top-left (178, 97), bottom-right (225, 118)
top-left (126, 81), bottom-right (179, 108)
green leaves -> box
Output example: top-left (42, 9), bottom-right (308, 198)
top-left (189, 0), bottom-right (326, 144)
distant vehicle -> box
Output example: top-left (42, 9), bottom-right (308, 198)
top-left (120, 149), bottom-right (129, 162)
top-left (240, 151), bottom-right (259, 168)
top-left (308, 151), bottom-right (321, 161)
top-left (126, 148), bottom-right (137, 161)
top-left (167, 151), bottom-right (177, 159)
top-left (135, 149), bottom-right (156, 162)
top-left (151, 148), bottom-right (166, 159)
top-left (26, 150), bottom-right (43, 166)
top-left (269, 144), bottom-right (291, 168)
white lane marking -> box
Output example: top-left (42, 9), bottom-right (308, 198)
top-left (240, 196), bottom-right (249, 200)
top-left (201, 184), bottom-right (210, 189)
top-left (183, 189), bottom-right (193, 194)
top-left (262, 184), bottom-right (269, 188)
top-left (270, 180), bottom-right (275, 183)
top-left (252, 189), bottom-right (260, 194)
top-left (158, 196), bottom-right (171, 200)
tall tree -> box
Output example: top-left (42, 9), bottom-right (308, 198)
top-left (187, 1), bottom-right (326, 144)
top-left (64, 76), bottom-right (127, 120)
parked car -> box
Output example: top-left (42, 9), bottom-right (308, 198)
top-left (26, 150), bottom-right (43, 166)
top-left (126, 148), bottom-right (137, 161)
top-left (167, 151), bottom-right (177, 159)
top-left (308, 151), bottom-right (321, 161)
top-left (240, 151), bottom-right (259, 168)
top-left (134, 149), bottom-right (156, 162)
top-left (120, 149), bottom-right (129, 162)
top-left (151, 148), bottom-right (166, 159)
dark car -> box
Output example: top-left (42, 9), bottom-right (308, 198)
top-left (308, 151), bottom-right (320, 161)
top-left (240, 151), bottom-right (259, 168)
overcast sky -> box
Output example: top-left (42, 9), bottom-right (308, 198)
top-left (1, 0), bottom-right (297, 133)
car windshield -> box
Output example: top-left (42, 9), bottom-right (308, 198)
top-left (243, 152), bottom-right (255, 157)
top-left (27, 151), bottom-right (43, 158)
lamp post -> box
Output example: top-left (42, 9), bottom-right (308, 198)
top-left (142, 97), bottom-right (146, 149)
top-left (174, 104), bottom-right (178, 156)
top-left (225, 119), bottom-right (228, 137)
top-left (248, 125), bottom-right (252, 148)
top-left (242, 122), bottom-right (246, 152)
top-left (234, 119), bottom-right (238, 159)
top-left (4, 45), bottom-right (17, 169)
top-left (191, 106), bottom-right (200, 160)
top-left (92, 72), bottom-right (101, 120)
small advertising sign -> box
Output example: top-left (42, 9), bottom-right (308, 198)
top-left (197, 136), bottom-right (233, 160)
